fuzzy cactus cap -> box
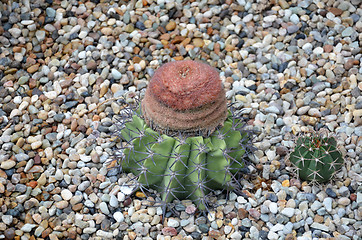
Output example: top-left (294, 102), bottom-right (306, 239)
top-left (141, 60), bottom-right (228, 136)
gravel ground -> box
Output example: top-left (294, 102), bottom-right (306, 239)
top-left (0, 0), bottom-right (361, 239)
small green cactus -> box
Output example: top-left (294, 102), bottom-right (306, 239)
top-left (114, 60), bottom-right (253, 210)
top-left (288, 132), bottom-right (344, 183)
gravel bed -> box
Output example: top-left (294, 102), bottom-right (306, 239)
top-left (0, 0), bottom-right (361, 239)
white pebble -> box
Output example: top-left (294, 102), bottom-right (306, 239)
top-left (113, 212), bottom-right (124, 222)
top-left (61, 189), bottom-right (73, 201)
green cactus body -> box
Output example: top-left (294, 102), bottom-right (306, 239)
top-left (119, 112), bottom-right (249, 210)
top-left (289, 135), bottom-right (344, 183)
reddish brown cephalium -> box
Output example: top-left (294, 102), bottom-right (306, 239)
top-left (141, 60), bottom-right (228, 136)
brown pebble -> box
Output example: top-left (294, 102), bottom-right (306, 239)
top-left (276, 146), bottom-right (288, 156)
top-left (238, 208), bottom-right (248, 219)
top-left (128, 231), bottom-right (136, 240)
top-left (224, 212), bottom-right (236, 220)
top-left (328, 7), bottom-right (343, 16)
top-left (300, 115), bottom-right (318, 125)
top-left (67, 229), bottom-right (77, 239)
top-left (344, 58), bottom-right (358, 70)
top-left (0, 169), bottom-right (7, 178)
top-left (323, 44), bottom-right (333, 53)
top-left (26, 181), bottom-right (38, 188)
top-left (160, 33), bottom-right (171, 41)
top-left (173, 56), bottom-right (184, 61)
top-left (165, 21), bottom-right (176, 31)
top-left (72, 203), bottom-right (83, 211)
top-left (29, 78), bottom-right (37, 89)
top-left (59, 79), bottom-right (73, 88)
top-left (71, 119), bottom-right (78, 131)
top-left (214, 42), bottom-right (220, 54)
top-left (42, 228), bottom-right (52, 238)
top-left (192, 38), bottom-right (204, 48)
top-left (61, 141), bottom-right (70, 150)
top-left (53, 97), bottom-right (64, 105)
top-left (133, 56), bottom-right (142, 63)
top-left (86, 127), bottom-right (93, 136)
top-left (171, 36), bottom-right (185, 44)
top-left (285, 233), bottom-right (295, 240)
top-left (27, 64), bottom-right (40, 74)
top-left (314, 214), bottom-right (324, 223)
top-left (209, 230), bottom-right (221, 238)
top-left (86, 60), bottom-right (97, 71)
top-left (225, 44), bottom-right (235, 52)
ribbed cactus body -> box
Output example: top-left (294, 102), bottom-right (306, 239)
top-left (289, 135), bottom-right (343, 183)
top-left (120, 112), bottom-right (249, 210)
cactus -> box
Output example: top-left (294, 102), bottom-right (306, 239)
top-left (288, 132), bottom-right (344, 183)
top-left (114, 60), bottom-right (253, 210)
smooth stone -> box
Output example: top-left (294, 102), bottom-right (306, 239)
top-left (99, 202), bottom-right (110, 215)
top-left (1, 160), bottom-right (16, 170)
top-left (46, 7), bottom-right (56, 17)
top-left (323, 198), bottom-right (333, 212)
top-left (109, 194), bottom-right (118, 208)
top-left (61, 189), bottom-right (72, 201)
top-left (2, 215), bottom-right (13, 225)
top-left (35, 30), bottom-right (46, 42)
top-left (281, 208), bottom-right (295, 217)
top-left (21, 223), bottom-right (37, 232)
top-left (167, 218), bottom-right (180, 228)
top-left (341, 27), bottom-right (354, 37)
top-left (113, 212), bottom-right (124, 222)
top-left (111, 69), bottom-right (122, 80)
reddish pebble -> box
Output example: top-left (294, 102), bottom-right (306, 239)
top-left (34, 154), bottom-right (41, 164)
top-left (162, 227), bottom-right (177, 236)
top-left (27, 181), bottom-right (38, 188)
top-left (123, 197), bottom-right (132, 207)
top-left (248, 208), bottom-right (261, 220)
top-left (4, 81), bottom-right (13, 87)
top-left (185, 204), bottom-right (196, 214)
top-left (350, 193), bottom-right (357, 202)
top-left (328, 7), bottom-right (343, 16)
top-left (323, 44), bottom-right (333, 53)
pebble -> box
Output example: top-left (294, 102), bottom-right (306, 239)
top-left (113, 212), bottom-right (124, 222)
top-left (281, 208), bottom-right (295, 218)
top-left (61, 189), bottom-right (73, 201)
top-left (21, 224), bottom-right (37, 232)
top-left (99, 202), bottom-right (110, 215)
top-left (111, 69), bottom-right (122, 80)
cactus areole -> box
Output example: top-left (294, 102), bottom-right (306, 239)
top-left (117, 60), bottom-right (252, 210)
